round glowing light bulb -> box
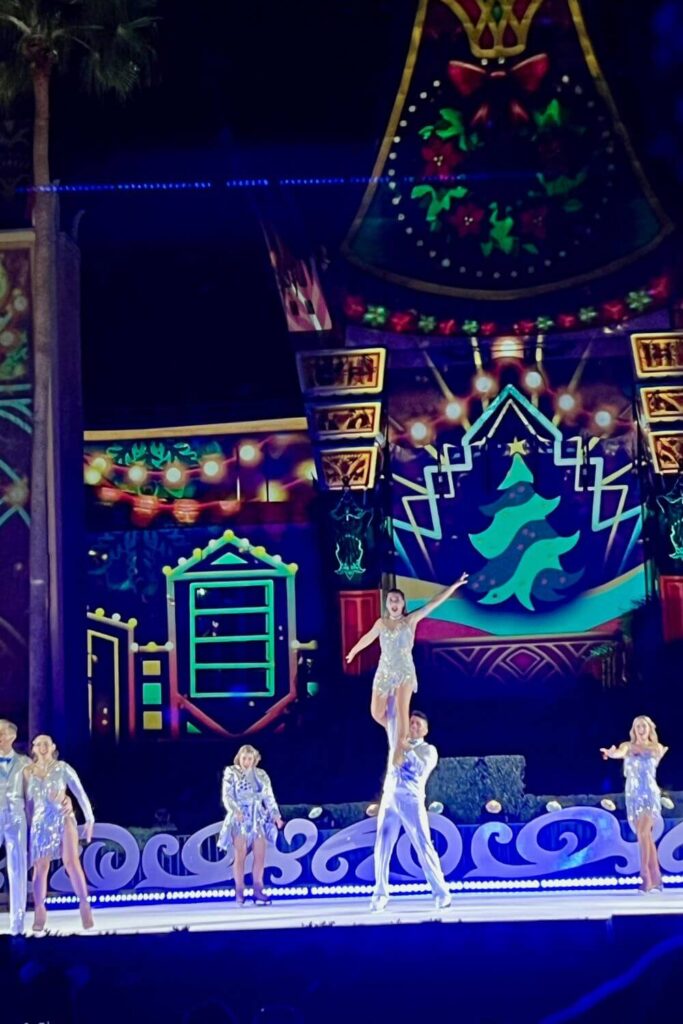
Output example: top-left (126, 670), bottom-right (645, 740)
top-left (127, 464), bottom-right (147, 485)
top-left (557, 392), bottom-right (576, 412)
top-left (202, 459), bottom-right (221, 478)
top-left (90, 455), bottom-right (110, 473)
top-left (165, 466), bottom-right (183, 485)
top-left (445, 400), bottom-right (463, 421)
top-left (475, 375), bottom-right (494, 394)
top-left (594, 409), bottom-right (613, 429)
top-left (84, 466), bottom-right (102, 486)
top-left (410, 421), bottom-right (428, 442)
top-left (239, 443), bottom-right (259, 463)
top-left (524, 370), bottom-right (543, 391)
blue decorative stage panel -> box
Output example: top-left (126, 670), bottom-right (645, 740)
top-left (30, 807), bottom-right (683, 904)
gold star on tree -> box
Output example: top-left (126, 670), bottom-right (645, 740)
top-left (506, 438), bottom-right (529, 456)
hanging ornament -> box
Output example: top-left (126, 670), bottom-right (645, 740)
top-left (331, 488), bottom-right (372, 581)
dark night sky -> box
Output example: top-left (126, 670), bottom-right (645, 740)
top-left (14, 0), bottom-right (683, 429)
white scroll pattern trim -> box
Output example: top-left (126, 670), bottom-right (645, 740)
top-left (312, 818), bottom-right (377, 883)
top-left (41, 812), bottom-right (674, 894)
top-left (50, 824), bottom-right (141, 893)
top-left (468, 807), bottom-right (643, 879)
top-left (138, 823), bottom-right (231, 889)
top-left (654, 820), bottom-right (683, 873)
top-left (266, 819), bottom-right (319, 884)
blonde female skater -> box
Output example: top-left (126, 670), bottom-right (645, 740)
top-left (346, 574), bottom-right (468, 765)
top-left (217, 744), bottom-right (284, 905)
top-left (24, 735), bottom-right (95, 932)
top-left (601, 715), bottom-right (668, 893)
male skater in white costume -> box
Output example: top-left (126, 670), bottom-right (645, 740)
top-left (371, 698), bottom-right (451, 911)
top-left (0, 719), bottom-right (31, 934)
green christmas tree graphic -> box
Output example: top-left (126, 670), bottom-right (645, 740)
top-left (468, 453), bottom-right (583, 611)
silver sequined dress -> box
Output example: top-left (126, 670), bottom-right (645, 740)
top-left (624, 748), bottom-right (661, 832)
top-left (25, 761), bottom-right (95, 865)
top-left (217, 766), bottom-right (280, 852)
top-left (373, 618), bottom-right (418, 696)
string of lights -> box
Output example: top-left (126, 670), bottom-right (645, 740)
top-left (19, 173), bottom-right (511, 194)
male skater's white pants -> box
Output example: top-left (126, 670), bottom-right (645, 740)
top-left (0, 810), bottom-right (28, 929)
top-left (373, 790), bottom-right (449, 900)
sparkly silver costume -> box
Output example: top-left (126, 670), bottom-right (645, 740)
top-left (0, 751), bottom-right (31, 931)
top-left (373, 697), bottom-right (449, 901)
top-left (25, 761), bottom-right (95, 865)
top-left (624, 748), bottom-right (662, 832)
top-left (373, 618), bottom-right (418, 696)
top-left (217, 766), bottom-right (281, 852)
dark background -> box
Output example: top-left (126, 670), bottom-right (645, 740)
top-left (3, 0), bottom-right (682, 430)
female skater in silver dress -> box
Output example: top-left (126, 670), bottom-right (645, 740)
top-left (24, 735), bottom-right (95, 931)
top-left (345, 574), bottom-right (468, 765)
top-left (601, 715), bottom-right (668, 893)
top-left (218, 744), bottom-right (284, 905)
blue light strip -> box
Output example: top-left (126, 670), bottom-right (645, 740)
top-left (43, 874), bottom-right (683, 910)
top-left (20, 175), bottom-right (427, 195)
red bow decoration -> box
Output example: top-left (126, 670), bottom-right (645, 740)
top-left (447, 53), bottom-right (550, 126)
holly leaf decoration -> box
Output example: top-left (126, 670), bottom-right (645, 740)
top-left (125, 442), bottom-right (148, 466)
top-left (522, 243), bottom-right (539, 254)
top-left (411, 185), bottom-right (461, 224)
top-left (149, 441), bottom-right (171, 468)
top-left (537, 170), bottom-right (587, 197)
top-left (435, 107), bottom-right (465, 140)
top-left (533, 99), bottom-right (564, 132)
top-left (485, 204), bottom-right (516, 255)
top-left (173, 441), bottom-right (198, 463)
top-left (563, 198), bottom-right (583, 212)
top-left (419, 125), bottom-right (436, 140)
top-left (441, 186), bottom-right (469, 208)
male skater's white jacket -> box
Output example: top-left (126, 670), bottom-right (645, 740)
top-left (372, 699), bottom-right (449, 902)
top-left (0, 750), bottom-right (31, 932)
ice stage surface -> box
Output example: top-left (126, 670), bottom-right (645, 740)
top-left (4, 888), bottom-right (683, 937)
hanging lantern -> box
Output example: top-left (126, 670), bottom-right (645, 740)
top-left (173, 499), bottom-right (200, 524)
top-left (132, 494), bottom-right (159, 524)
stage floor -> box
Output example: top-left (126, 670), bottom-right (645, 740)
top-left (3, 887), bottom-right (683, 937)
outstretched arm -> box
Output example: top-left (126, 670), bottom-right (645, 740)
top-left (407, 573), bottom-right (469, 626)
top-left (345, 619), bottom-right (382, 664)
top-left (600, 742), bottom-right (629, 760)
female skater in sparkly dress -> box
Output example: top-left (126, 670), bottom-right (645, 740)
top-left (601, 715), bottom-right (668, 893)
top-left (217, 744), bottom-right (284, 905)
top-left (24, 735), bottom-right (95, 931)
top-left (345, 574), bottom-right (468, 765)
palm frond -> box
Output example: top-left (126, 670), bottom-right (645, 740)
top-left (0, 0), bottom-right (159, 114)
top-left (0, 49), bottom-right (29, 106)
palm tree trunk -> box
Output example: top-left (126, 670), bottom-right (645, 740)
top-left (28, 66), bottom-right (58, 738)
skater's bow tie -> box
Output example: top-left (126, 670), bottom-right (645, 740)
top-left (0, 756), bottom-right (12, 763)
